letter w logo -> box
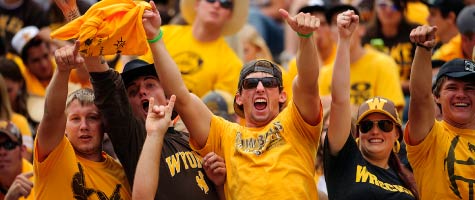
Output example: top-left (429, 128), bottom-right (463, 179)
top-left (366, 98), bottom-right (387, 110)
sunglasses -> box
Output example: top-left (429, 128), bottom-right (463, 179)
top-left (242, 77), bottom-right (280, 90)
top-left (377, 2), bottom-right (399, 11)
top-left (205, 0), bottom-right (233, 9)
top-left (0, 140), bottom-right (19, 150)
top-left (359, 120), bottom-right (394, 133)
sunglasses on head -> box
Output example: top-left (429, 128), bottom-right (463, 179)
top-left (0, 140), bottom-right (19, 150)
top-left (242, 77), bottom-right (280, 90)
top-left (205, 0), bottom-right (233, 9)
top-left (359, 119), bottom-right (394, 133)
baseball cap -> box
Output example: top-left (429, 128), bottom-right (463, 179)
top-left (298, 0), bottom-right (327, 14)
top-left (233, 59), bottom-right (283, 118)
top-left (0, 120), bottom-right (22, 145)
top-left (356, 97), bottom-right (403, 140)
top-left (202, 90), bottom-right (235, 122)
top-left (435, 59), bottom-right (475, 82)
top-left (425, 0), bottom-right (465, 17)
top-left (457, 5), bottom-right (475, 35)
top-left (121, 59), bottom-right (158, 87)
top-left (11, 26), bottom-right (40, 55)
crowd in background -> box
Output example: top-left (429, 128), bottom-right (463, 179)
top-left (1, 0), bottom-right (475, 199)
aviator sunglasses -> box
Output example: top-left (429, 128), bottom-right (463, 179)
top-left (358, 120), bottom-right (394, 133)
top-left (0, 140), bottom-right (19, 150)
top-left (205, 0), bottom-right (233, 9)
top-left (242, 77), bottom-right (280, 90)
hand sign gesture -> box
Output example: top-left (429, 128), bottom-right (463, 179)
top-left (54, 40), bottom-right (85, 72)
top-left (145, 95), bottom-right (176, 138)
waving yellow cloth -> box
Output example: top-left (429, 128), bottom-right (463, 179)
top-left (51, 0), bottom-right (151, 56)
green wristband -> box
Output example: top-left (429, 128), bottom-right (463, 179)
top-left (147, 29), bottom-right (163, 43)
top-left (297, 32), bottom-right (313, 38)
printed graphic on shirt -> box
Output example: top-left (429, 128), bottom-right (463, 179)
top-left (388, 43), bottom-right (413, 81)
top-left (165, 151), bottom-right (211, 194)
top-left (72, 163), bottom-right (122, 200)
top-left (172, 51), bottom-right (204, 94)
top-left (446, 136), bottom-right (475, 199)
top-left (235, 121), bottom-right (285, 156)
top-left (350, 82), bottom-right (371, 105)
top-left (196, 171), bottom-right (209, 194)
top-left (355, 165), bottom-right (413, 196)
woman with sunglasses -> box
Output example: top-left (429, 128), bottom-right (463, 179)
top-left (323, 10), bottom-right (419, 200)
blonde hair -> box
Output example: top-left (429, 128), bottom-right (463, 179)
top-left (237, 24), bottom-right (273, 62)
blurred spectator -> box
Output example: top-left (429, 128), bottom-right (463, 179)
top-left (426, 0), bottom-right (465, 52)
top-left (202, 90), bottom-right (237, 122)
top-left (248, 0), bottom-right (290, 63)
top-left (237, 24), bottom-right (273, 63)
top-left (11, 26), bottom-right (82, 124)
top-left (320, 4), bottom-right (405, 113)
top-left (0, 0), bottom-right (50, 54)
top-left (0, 74), bottom-right (33, 162)
top-left (0, 120), bottom-right (34, 200)
top-left (432, 5), bottom-right (475, 61)
top-left (139, 0), bottom-right (247, 98)
top-left (406, 0), bottom-right (429, 25)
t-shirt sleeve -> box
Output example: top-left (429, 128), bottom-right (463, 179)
top-left (404, 120), bottom-right (440, 168)
top-left (190, 115), bottom-right (226, 157)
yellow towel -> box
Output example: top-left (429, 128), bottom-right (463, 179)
top-left (51, 0), bottom-right (151, 56)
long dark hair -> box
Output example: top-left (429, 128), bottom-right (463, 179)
top-left (388, 128), bottom-right (419, 199)
top-left (0, 57), bottom-right (30, 121)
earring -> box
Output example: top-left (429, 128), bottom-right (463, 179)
top-left (355, 138), bottom-right (360, 146)
top-left (393, 140), bottom-right (400, 153)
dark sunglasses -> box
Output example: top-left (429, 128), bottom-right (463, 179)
top-left (0, 140), bottom-right (19, 150)
top-left (242, 77), bottom-right (280, 90)
top-left (205, 0), bottom-right (233, 9)
top-left (359, 120), bottom-right (394, 133)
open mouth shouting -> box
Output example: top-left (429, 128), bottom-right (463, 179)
top-left (254, 98), bottom-right (268, 111)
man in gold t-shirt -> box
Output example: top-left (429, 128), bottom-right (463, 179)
top-left (407, 25), bottom-right (475, 199)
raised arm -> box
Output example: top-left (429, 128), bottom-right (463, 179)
top-left (143, 1), bottom-right (213, 148)
top-left (132, 95), bottom-right (175, 200)
top-left (407, 25), bottom-right (438, 145)
top-left (36, 41), bottom-right (84, 162)
top-left (327, 10), bottom-right (359, 155)
top-left (279, 9), bottom-right (321, 125)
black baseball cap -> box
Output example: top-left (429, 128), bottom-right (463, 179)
top-left (121, 59), bottom-right (158, 87)
top-left (234, 59), bottom-right (283, 118)
top-left (425, 0), bottom-right (465, 17)
top-left (435, 59), bottom-right (475, 81)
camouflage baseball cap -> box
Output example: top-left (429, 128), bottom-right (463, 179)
top-left (234, 59), bottom-right (283, 118)
top-left (356, 97), bottom-right (402, 140)
top-left (0, 120), bottom-right (22, 145)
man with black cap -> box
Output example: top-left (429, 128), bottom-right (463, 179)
top-left (145, 2), bottom-right (323, 198)
top-left (407, 25), bottom-right (475, 199)
top-left (0, 120), bottom-right (34, 200)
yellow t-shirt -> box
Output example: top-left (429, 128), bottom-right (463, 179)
top-left (432, 34), bottom-right (464, 61)
top-left (191, 100), bottom-right (323, 200)
top-left (33, 136), bottom-right (131, 199)
top-left (139, 25), bottom-right (242, 97)
top-left (11, 113), bottom-right (33, 153)
top-left (319, 48), bottom-right (405, 108)
top-left (284, 47), bottom-right (336, 100)
top-left (405, 120), bottom-right (475, 200)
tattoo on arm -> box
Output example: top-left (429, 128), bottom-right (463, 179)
top-left (65, 8), bottom-right (80, 22)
